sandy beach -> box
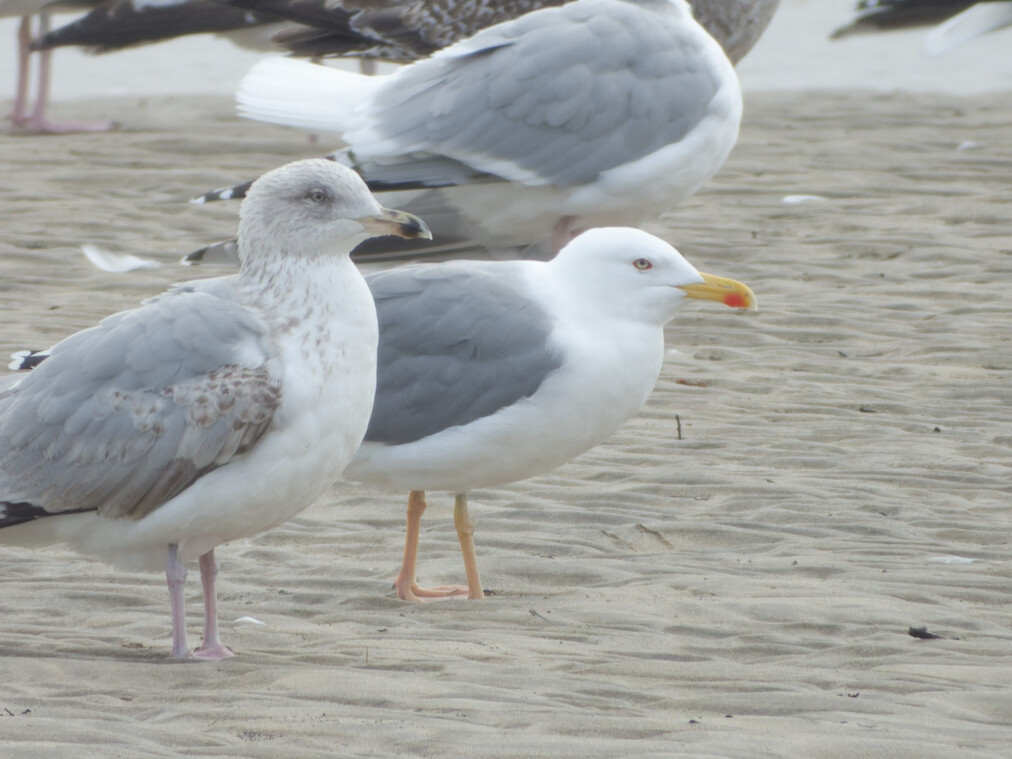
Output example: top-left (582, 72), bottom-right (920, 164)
top-left (1, 2), bottom-right (1011, 757)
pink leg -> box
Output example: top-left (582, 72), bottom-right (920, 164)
top-left (394, 490), bottom-right (470, 602)
top-left (166, 543), bottom-right (190, 658)
top-left (10, 17), bottom-right (32, 126)
top-left (17, 12), bottom-right (114, 134)
top-left (551, 216), bottom-right (586, 254)
top-left (192, 550), bottom-right (234, 659)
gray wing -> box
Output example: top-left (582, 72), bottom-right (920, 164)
top-left (350, 0), bottom-right (728, 187)
top-left (0, 285), bottom-right (281, 525)
top-left (364, 263), bottom-right (562, 445)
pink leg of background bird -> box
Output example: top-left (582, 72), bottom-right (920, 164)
top-left (9, 13), bottom-right (114, 133)
top-left (9, 17), bottom-right (32, 127)
top-left (552, 216), bottom-right (587, 254)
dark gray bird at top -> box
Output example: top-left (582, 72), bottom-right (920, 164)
top-left (29, 0), bottom-right (286, 54)
top-left (190, 0), bottom-right (761, 264)
top-left (218, 0), bottom-right (781, 65)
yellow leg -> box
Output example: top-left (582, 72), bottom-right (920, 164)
top-left (394, 490), bottom-right (469, 603)
top-left (454, 493), bottom-right (485, 600)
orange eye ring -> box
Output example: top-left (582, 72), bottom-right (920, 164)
top-left (633, 258), bottom-right (652, 270)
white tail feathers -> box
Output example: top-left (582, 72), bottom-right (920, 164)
top-left (923, 2), bottom-right (1012, 56)
top-left (237, 57), bottom-right (381, 134)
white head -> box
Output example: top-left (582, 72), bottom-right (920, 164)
top-left (236, 159), bottom-right (430, 270)
top-left (550, 227), bottom-right (756, 324)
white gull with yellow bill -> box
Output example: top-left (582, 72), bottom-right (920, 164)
top-left (341, 227), bottom-right (756, 601)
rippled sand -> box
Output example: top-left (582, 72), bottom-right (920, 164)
top-left (1, 91), bottom-right (1010, 758)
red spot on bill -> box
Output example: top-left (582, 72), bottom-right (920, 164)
top-left (724, 292), bottom-right (748, 309)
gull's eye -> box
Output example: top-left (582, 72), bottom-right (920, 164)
top-left (307, 188), bottom-right (328, 204)
top-left (633, 258), bottom-right (653, 271)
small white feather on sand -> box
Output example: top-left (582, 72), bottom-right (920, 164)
top-left (82, 244), bottom-right (160, 273)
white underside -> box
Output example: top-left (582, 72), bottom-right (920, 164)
top-left (420, 97), bottom-right (741, 245)
top-left (1, 260), bottom-right (378, 572)
top-left (341, 265), bottom-right (667, 494)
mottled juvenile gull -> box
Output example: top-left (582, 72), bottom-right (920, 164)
top-left (221, 0), bottom-right (779, 65)
top-left (0, 158), bottom-right (430, 658)
top-left (341, 227), bottom-right (756, 601)
top-left (234, 0), bottom-right (742, 258)
top-left (689, 0), bottom-right (780, 64)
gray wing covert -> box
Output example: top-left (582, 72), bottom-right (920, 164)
top-left (365, 264), bottom-right (563, 445)
top-left (357, 0), bottom-right (725, 187)
top-left (0, 288), bottom-right (281, 524)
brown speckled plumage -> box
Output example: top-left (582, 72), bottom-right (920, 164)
top-left (227, 0), bottom-right (778, 64)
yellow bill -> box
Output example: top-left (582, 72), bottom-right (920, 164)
top-left (679, 272), bottom-right (757, 311)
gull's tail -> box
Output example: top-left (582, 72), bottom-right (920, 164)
top-left (923, 2), bottom-right (1012, 56)
top-left (237, 57), bottom-right (381, 134)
